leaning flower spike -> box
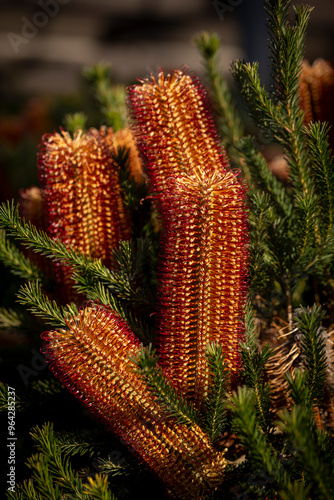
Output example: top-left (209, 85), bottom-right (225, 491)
top-left (128, 69), bottom-right (230, 203)
top-left (129, 70), bottom-right (249, 405)
top-left (42, 304), bottom-right (227, 499)
top-left (38, 127), bottom-right (131, 302)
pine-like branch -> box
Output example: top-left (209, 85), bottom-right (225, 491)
top-left (294, 305), bottom-right (327, 406)
top-left (0, 307), bottom-right (28, 329)
top-left (229, 387), bottom-right (283, 481)
top-left (63, 112), bottom-right (88, 133)
top-left (241, 304), bottom-right (274, 432)
top-left (229, 386), bottom-right (310, 498)
top-left (83, 63), bottom-right (127, 130)
top-left (194, 32), bottom-right (245, 173)
top-left (134, 344), bottom-right (202, 427)
top-left (248, 192), bottom-right (279, 293)
top-left (238, 137), bottom-right (292, 217)
top-left (29, 422), bottom-right (95, 500)
top-left (6, 479), bottom-right (44, 500)
top-left (0, 229), bottom-right (43, 281)
top-left (83, 475), bottom-right (117, 500)
top-left (0, 203), bottom-right (153, 324)
top-left (17, 281), bottom-right (78, 328)
top-left (305, 122), bottom-right (334, 268)
top-left (278, 405), bottom-right (334, 499)
top-left (203, 342), bottom-right (229, 443)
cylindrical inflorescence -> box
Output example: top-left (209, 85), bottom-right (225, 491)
top-left (37, 127), bottom-right (131, 302)
top-left (128, 69), bottom-right (230, 204)
top-left (156, 170), bottom-right (249, 406)
top-left (42, 304), bottom-right (226, 499)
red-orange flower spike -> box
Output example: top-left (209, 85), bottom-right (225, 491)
top-left (42, 304), bottom-right (226, 499)
top-left (128, 69), bottom-right (230, 202)
top-left (157, 170), bottom-right (248, 405)
top-left (38, 127), bottom-right (131, 302)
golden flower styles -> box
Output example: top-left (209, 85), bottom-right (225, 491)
top-left (38, 127), bottom-right (131, 302)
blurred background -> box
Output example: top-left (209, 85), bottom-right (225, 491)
top-left (0, 0), bottom-right (333, 199)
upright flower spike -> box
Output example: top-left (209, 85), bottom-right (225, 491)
top-left (129, 70), bottom-right (249, 405)
top-left (157, 170), bottom-right (248, 405)
top-left (38, 127), bottom-right (131, 302)
top-left (42, 304), bottom-right (226, 499)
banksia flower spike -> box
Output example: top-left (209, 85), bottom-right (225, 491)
top-left (128, 69), bottom-right (230, 203)
top-left (38, 127), bottom-right (132, 302)
top-left (42, 304), bottom-right (226, 499)
top-left (157, 171), bottom-right (248, 405)
top-left (129, 70), bottom-right (249, 405)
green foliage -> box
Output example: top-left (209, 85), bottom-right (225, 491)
top-left (278, 405), bottom-right (334, 499)
top-left (241, 303), bottom-right (274, 433)
top-left (0, 306), bottom-right (28, 329)
top-left (6, 423), bottom-right (116, 500)
top-left (0, 201), bottom-right (155, 341)
top-left (229, 387), bottom-right (288, 493)
top-left (134, 344), bottom-right (202, 427)
top-left (0, 229), bottom-right (43, 281)
top-left (194, 31), bottom-right (245, 174)
top-left (83, 63), bottom-right (127, 130)
top-left (294, 305), bottom-right (327, 406)
top-left (17, 281), bottom-right (78, 328)
top-left (63, 112), bottom-right (88, 133)
top-left (203, 342), bottom-right (229, 443)
top-left (83, 475), bottom-right (116, 500)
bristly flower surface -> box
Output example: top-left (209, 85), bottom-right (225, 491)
top-left (37, 127), bottom-right (131, 302)
top-left (129, 69), bottom-right (249, 406)
top-left (42, 304), bottom-right (226, 499)
top-left (128, 69), bottom-right (230, 203)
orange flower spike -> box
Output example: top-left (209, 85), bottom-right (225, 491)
top-left (128, 69), bottom-right (230, 201)
top-left (42, 304), bottom-right (226, 499)
top-left (157, 170), bottom-right (249, 405)
top-left (38, 128), bottom-right (131, 301)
